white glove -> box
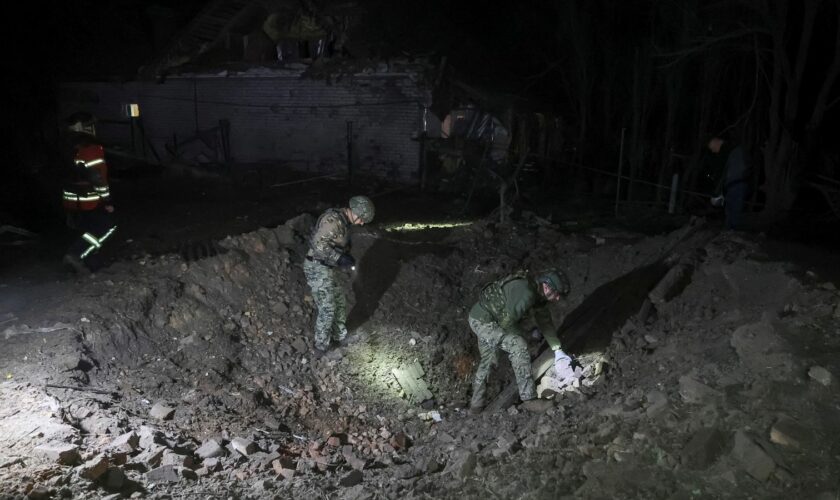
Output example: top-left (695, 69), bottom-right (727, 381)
top-left (710, 195), bottom-right (725, 207)
top-left (553, 349), bottom-right (576, 382)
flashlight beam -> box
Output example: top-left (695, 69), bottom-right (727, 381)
top-left (383, 221), bottom-right (473, 232)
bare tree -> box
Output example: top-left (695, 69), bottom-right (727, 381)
top-left (759, 0), bottom-right (840, 221)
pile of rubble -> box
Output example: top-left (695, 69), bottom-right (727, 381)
top-left (1, 213), bottom-right (839, 498)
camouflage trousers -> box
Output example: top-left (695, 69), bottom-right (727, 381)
top-left (303, 259), bottom-right (348, 351)
top-left (469, 317), bottom-right (535, 409)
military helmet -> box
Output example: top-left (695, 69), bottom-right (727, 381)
top-left (66, 111), bottom-right (96, 136)
top-left (349, 195), bottom-right (375, 224)
top-left (536, 268), bottom-right (570, 295)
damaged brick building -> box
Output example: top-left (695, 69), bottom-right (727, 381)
top-left (58, 0), bottom-right (434, 183)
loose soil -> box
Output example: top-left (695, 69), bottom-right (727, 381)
top-left (1, 172), bottom-right (839, 499)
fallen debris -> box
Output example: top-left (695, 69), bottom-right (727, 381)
top-left (392, 361), bottom-right (434, 404)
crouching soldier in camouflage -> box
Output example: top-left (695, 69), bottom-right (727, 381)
top-left (469, 269), bottom-right (571, 413)
top-left (304, 196), bottom-right (375, 353)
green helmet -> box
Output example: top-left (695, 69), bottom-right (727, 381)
top-left (349, 195), bottom-right (375, 224)
top-left (536, 269), bottom-right (570, 295)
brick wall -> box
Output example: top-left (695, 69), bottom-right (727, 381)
top-left (59, 70), bottom-right (429, 182)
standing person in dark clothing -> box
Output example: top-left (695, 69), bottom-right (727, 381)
top-left (707, 137), bottom-right (751, 230)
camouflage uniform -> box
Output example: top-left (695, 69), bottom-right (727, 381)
top-left (468, 273), bottom-right (561, 409)
top-left (304, 208), bottom-right (352, 350)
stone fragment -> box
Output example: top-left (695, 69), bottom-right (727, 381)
top-left (340, 470), bottom-right (363, 487)
top-left (160, 451), bottom-right (196, 469)
top-left (446, 449), bottom-right (477, 480)
top-left (26, 486), bottom-right (52, 500)
top-left (678, 376), bottom-right (721, 404)
top-left (137, 426), bottom-right (166, 449)
top-left (107, 432), bottom-right (139, 454)
top-left (110, 451), bottom-right (128, 466)
top-left (593, 422), bottom-right (617, 445)
top-left (645, 390), bottom-right (668, 418)
top-left (732, 430), bottom-right (775, 482)
top-left (253, 479), bottom-right (275, 491)
top-left (55, 353), bottom-right (89, 371)
top-left (389, 432), bottom-right (410, 450)
top-left (33, 443), bottom-right (80, 465)
top-left (104, 467), bottom-right (125, 490)
top-left (770, 418), bottom-right (810, 449)
top-left (808, 366), bottom-right (833, 386)
top-left (78, 455), bottom-right (110, 481)
top-left (146, 465), bottom-right (181, 484)
top-left (680, 428), bottom-right (729, 470)
top-left (730, 322), bottom-right (795, 379)
top-left (79, 415), bottom-right (120, 436)
top-left (149, 403), bottom-right (175, 420)
top-left (130, 445), bottom-right (165, 468)
top-left (231, 437), bottom-right (258, 456)
top-left (195, 439), bottom-right (225, 459)
top-left (341, 446), bottom-right (367, 471)
top-left (291, 338), bottom-right (308, 353)
top-left (422, 457), bottom-right (443, 474)
top-left (203, 457), bottom-right (222, 472)
top-left (255, 451), bottom-right (282, 471)
top-left (492, 430), bottom-right (520, 458)
top-left (272, 458), bottom-right (297, 480)
top-left (274, 225), bottom-right (296, 247)
top-left (308, 449), bottom-right (330, 472)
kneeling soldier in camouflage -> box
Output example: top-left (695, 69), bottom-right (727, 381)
top-left (469, 269), bottom-right (571, 413)
top-left (304, 196), bottom-right (375, 354)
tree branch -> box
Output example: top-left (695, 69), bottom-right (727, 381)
top-left (654, 27), bottom-right (764, 69)
top-left (719, 34), bottom-right (763, 136)
top-left (807, 2), bottom-right (840, 130)
top-left (784, 0), bottom-right (819, 121)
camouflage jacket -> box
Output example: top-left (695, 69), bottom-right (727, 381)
top-left (307, 208), bottom-right (351, 266)
top-left (469, 273), bottom-right (562, 350)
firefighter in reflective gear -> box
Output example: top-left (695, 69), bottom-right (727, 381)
top-left (303, 196), bottom-right (374, 353)
top-left (62, 112), bottom-right (117, 273)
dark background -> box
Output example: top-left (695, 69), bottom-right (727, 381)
top-left (2, 0), bottom-right (839, 240)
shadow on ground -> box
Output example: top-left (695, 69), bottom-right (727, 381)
top-left (563, 262), bottom-right (669, 353)
top-left (347, 231), bottom-right (454, 330)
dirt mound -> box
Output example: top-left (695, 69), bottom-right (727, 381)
top-left (1, 216), bottom-right (839, 498)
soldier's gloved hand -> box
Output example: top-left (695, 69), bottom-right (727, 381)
top-left (337, 253), bottom-right (355, 270)
top-left (710, 195), bottom-right (725, 207)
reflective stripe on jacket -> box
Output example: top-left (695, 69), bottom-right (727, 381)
top-left (63, 144), bottom-right (110, 211)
